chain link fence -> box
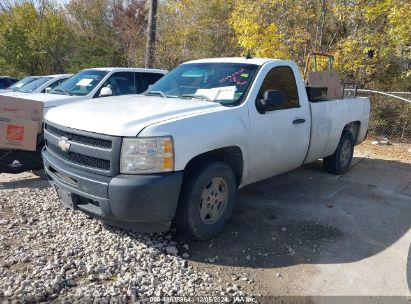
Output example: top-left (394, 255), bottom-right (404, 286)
top-left (355, 90), bottom-right (411, 143)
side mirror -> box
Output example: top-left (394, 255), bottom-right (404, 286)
top-left (100, 86), bottom-right (113, 97)
top-left (256, 90), bottom-right (285, 114)
top-left (45, 87), bottom-right (52, 93)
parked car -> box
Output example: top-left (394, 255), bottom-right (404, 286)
top-left (10, 68), bottom-right (167, 115)
top-left (0, 76), bottom-right (19, 91)
top-left (42, 57), bottom-right (370, 239)
top-left (0, 74), bottom-right (73, 96)
top-left (0, 76), bottom-right (37, 93)
top-left (0, 67), bottom-right (167, 176)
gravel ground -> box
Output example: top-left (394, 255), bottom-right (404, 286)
top-left (1, 140), bottom-right (409, 301)
top-left (0, 185), bottom-right (244, 302)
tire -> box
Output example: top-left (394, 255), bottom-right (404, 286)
top-left (174, 161), bottom-right (237, 240)
top-left (323, 131), bottom-right (354, 175)
top-left (32, 169), bottom-right (47, 180)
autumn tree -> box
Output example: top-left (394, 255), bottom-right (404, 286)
top-left (230, 0), bottom-right (344, 67)
top-left (111, 0), bottom-right (147, 67)
top-left (156, 0), bottom-right (240, 69)
top-left (334, 0), bottom-right (411, 90)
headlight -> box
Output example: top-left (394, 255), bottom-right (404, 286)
top-left (120, 137), bottom-right (174, 174)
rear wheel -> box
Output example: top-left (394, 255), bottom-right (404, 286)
top-left (324, 131), bottom-right (354, 175)
top-left (174, 161), bottom-right (237, 240)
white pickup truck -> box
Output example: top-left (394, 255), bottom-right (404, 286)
top-left (42, 57), bottom-right (370, 240)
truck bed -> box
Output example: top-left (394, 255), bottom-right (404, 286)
top-left (304, 97), bottom-right (370, 164)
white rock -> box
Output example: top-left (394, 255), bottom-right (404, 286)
top-left (166, 246), bottom-right (178, 255)
top-left (3, 288), bottom-right (13, 297)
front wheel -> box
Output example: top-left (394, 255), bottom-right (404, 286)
top-left (174, 161), bottom-right (237, 240)
top-left (323, 131), bottom-right (354, 175)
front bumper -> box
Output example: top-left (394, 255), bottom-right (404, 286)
top-left (43, 148), bottom-right (183, 232)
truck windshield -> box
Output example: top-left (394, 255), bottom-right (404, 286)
top-left (9, 76), bottom-right (38, 91)
top-left (18, 77), bottom-right (52, 93)
top-left (50, 70), bottom-right (108, 96)
top-left (145, 63), bottom-right (258, 105)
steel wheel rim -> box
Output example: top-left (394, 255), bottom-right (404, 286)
top-left (199, 177), bottom-right (229, 225)
top-left (340, 139), bottom-right (352, 168)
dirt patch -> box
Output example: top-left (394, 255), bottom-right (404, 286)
top-left (355, 139), bottom-right (411, 162)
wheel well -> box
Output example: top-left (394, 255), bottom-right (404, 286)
top-left (183, 147), bottom-right (244, 186)
top-left (343, 121), bottom-right (361, 143)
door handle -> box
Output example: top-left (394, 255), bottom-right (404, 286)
top-left (293, 118), bottom-right (306, 124)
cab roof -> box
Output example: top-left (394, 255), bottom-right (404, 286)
top-left (184, 57), bottom-right (282, 66)
top-left (84, 67), bottom-right (167, 74)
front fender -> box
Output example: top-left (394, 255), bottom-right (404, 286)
top-left (138, 106), bottom-right (250, 183)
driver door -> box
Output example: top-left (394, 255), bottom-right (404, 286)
top-left (248, 64), bottom-right (311, 182)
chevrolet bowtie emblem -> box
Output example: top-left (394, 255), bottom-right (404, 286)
top-left (58, 137), bottom-right (71, 152)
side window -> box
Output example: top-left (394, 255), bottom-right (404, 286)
top-left (136, 72), bottom-right (164, 94)
top-left (41, 79), bottom-right (63, 93)
top-left (5, 79), bottom-right (15, 87)
top-left (0, 80), bottom-right (5, 89)
top-left (96, 72), bottom-right (136, 97)
top-left (49, 79), bottom-right (63, 89)
top-left (257, 66), bottom-right (300, 109)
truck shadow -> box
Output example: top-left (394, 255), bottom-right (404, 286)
top-left (408, 243), bottom-right (411, 292)
top-left (0, 176), bottom-right (50, 190)
top-left (175, 157), bottom-right (411, 278)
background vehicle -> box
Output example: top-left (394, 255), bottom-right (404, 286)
top-left (0, 74), bottom-right (73, 96)
top-left (42, 57), bottom-right (370, 239)
top-left (0, 76), bottom-right (36, 93)
top-left (8, 68), bottom-right (167, 114)
top-left (0, 76), bottom-right (19, 91)
top-left (0, 68), bottom-right (167, 176)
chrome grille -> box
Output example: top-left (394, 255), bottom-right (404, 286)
top-left (45, 124), bottom-right (112, 149)
top-left (44, 122), bottom-right (121, 176)
top-left (46, 141), bottom-right (110, 171)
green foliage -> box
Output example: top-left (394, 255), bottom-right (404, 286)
top-left (0, 1), bottom-right (74, 76)
top-left (65, 0), bottom-right (125, 71)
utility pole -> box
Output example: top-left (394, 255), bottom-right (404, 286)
top-left (145, 0), bottom-right (157, 68)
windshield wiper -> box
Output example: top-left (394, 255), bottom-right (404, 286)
top-left (180, 94), bottom-right (213, 102)
top-left (51, 88), bottom-right (70, 95)
top-left (145, 91), bottom-right (167, 98)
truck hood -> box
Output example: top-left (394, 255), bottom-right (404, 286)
top-left (45, 95), bottom-right (223, 136)
top-left (7, 92), bottom-right (85, 108)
